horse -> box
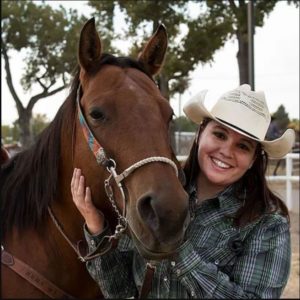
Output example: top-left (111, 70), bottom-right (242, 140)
top-left (1, 18), bottom-right (190, 298)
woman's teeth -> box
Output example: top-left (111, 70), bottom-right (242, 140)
top-left (212, 158), bottom-right (231, 169)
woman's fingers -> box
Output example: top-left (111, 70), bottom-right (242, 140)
top-left (71, 169), bottom-right (95, 213)
top-left (70, 169), bottom-right (105, 235)
top-left (70, 168), bottom-right (76, 196)
top-left (85, 187), bottom-right (92, 205)
top-left (71, 168), bottom-right (85, 207)
top-left (74, 169), bottom-right (81, 194)
top-left (71, 168), bottom-right (81, 196)
top-left (78, 175), bottom-right (85, 197)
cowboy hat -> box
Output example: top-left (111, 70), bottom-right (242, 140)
top-left (183, 84), bottom-right (295, 159)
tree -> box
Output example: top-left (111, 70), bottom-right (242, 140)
top-left (272, 104), bottom-right (290, 132)
top-left (1, 113), bottom-right (49, 144)
top-left (88, 0), bottom-right (232, 100)
top-left (1, 123), bottom-right (20, 144)
top-left (1, 1), bottom-right (86, 148)
top-left (173, 116), bottom-right (198, 132)
top-left (87, 0), bottom-right (232, 149)
top-left (31, 113), bottom-right (50, 141)
top-left (288, 119), bottom-right (299, 144)
top-left (88, 0), bottom-right (299, 96)
top-left (202, 0), bottom-right (299, 85)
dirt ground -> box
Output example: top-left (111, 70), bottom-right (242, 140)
top-left (282, 211), bottom-right (299, 299)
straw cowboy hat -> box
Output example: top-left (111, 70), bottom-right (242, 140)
top-left (183, 84), bottom-right (295, 159)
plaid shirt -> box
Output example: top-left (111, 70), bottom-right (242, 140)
top-left (84, 185), bottom-right (291, 299)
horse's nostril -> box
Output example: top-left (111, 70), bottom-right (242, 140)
top-left (138, 194), bottom-right (159, 232)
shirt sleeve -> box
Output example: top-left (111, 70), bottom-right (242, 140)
top-left (172, 215), bottom-right (291, 299)
top-left (83, 223), bottom-right (137, 299)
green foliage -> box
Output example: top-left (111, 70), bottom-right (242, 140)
top-left (272, 104), bottom-right (290, 131)
top-left (288, 118), bottom-right (299, 133)
top-left (1, 123), bottom-right (20, 144)
top-left (87, 0), bottom-right (297, 97)
top-left (288, 118), bottom-right (299, 143)
top-left (1, 0), bottom-right (86, 91)
top-left (173, 116), bottom-right (198, 132)
top-left (1, 113), bottom-right (50, 143)
top-left (87, 0), bottom-right (233, 97)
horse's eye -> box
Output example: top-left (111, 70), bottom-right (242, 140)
top-left (89, 109), bottom-right (105, 121)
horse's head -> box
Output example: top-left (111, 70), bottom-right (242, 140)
top-left (74, 18), bottom-right (189, 260)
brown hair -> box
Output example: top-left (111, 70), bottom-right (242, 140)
top-left (183, 118), bottom-right (289, 227)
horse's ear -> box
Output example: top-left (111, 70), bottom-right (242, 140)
top-left (138, 24), bottom-right (168, 76)
top-left (78, 17), bottom-right (102, 73)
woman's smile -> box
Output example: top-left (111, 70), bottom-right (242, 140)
top-left (210, 156), bottom-right (233, 170)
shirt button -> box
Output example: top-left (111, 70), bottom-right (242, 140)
top-left (90, 239), bottom-right (95, 246)
top-left (163, 276), bottom-right (168, 282)
top-left (176, 269), bottom-right (181, 276)
top-left (191, 290), bottom-right (195, 297)
top-left (214, 260), bottom-right (219, 265)
top-left (171, 261), bottom-right (176, 267)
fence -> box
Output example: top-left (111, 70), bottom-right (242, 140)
top-left (267, 153), bottom-right (299, 211)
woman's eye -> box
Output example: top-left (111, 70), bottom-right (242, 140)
top-left (213, 131), bottom-right (226, 140)
top-left (89, 109), bottom-right (105, 121)
top-left (238, 143), bottom-right (250, 151)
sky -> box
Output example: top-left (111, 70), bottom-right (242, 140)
top-left (1, 1), bottom-right (299, 126)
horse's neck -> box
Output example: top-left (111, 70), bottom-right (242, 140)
top-left (53, 131), bottom-right (86, 242)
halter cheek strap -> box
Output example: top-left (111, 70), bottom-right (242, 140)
top-left (76, 87), bottom-right (108, 165)
top-left (76, 84), bottom-right (179, 239)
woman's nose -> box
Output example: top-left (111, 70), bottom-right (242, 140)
top-left (219, 142), bottom-right (234, 158)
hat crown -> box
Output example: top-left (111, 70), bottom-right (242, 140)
top-left (211, 84), bottom-right (271, 139)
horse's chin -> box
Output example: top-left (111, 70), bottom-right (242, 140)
top-left (128, 227), bottom-right (180, 261)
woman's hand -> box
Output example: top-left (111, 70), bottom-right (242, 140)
top-left (71, 168), bottom-right (105, 235)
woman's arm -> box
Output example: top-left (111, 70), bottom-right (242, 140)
top-left (84, 226), bottom-right (137, 299)
top-left (172, 215), bottom-right (291, 299)
top-left (71, 168), bottom-right (137, 298)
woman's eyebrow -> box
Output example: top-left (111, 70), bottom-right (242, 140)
top-left (240, 138), bottom-right (256, 149)
top-left (214, 124), bottom-right (256, 148)
top-left (214, 124), bottom-right (229, 132)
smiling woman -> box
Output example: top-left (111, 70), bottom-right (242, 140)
top-left (70, 84), bottom-right (296, 298)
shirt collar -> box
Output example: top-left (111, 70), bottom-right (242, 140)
top-left (187, 182), bottom-right (242, 210)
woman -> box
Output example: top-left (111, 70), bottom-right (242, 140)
top-left (71, 84), bottom-right (295, 298)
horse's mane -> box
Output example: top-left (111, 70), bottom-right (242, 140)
top-left (1, 54), bottom-right (151, 236)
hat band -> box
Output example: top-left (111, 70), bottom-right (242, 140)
top-left (216, 118), bottom-right (259, 140)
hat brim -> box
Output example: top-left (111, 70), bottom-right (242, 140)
top-left (183, 90), bottom-right (296, 159)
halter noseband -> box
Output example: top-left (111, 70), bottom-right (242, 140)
top-left (76, 85), bottom-right (179, 236)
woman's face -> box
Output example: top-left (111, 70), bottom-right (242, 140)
top-left (197, 121), bottom-right (257, 188)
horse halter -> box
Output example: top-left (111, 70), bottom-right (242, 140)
top-left (76, 85), bottom-right (179, 239)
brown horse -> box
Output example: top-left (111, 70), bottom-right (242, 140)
top-left (1, 18), bottom-right (189, 298)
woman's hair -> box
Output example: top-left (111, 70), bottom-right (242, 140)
top-left (183, 118), bottom-right (289, 227)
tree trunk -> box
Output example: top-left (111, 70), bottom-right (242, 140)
top-left (157, 73), bottom-right (169, 100)
top-left (18, 109), bottom-right (34, 149)
top-left (236, 31), bottom-right (249, 85)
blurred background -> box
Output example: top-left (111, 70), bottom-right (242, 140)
top-left (1, 1), bottom-right (299, 297)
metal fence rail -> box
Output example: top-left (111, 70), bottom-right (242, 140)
top-left (267, 153), bottom-right (299, 210)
